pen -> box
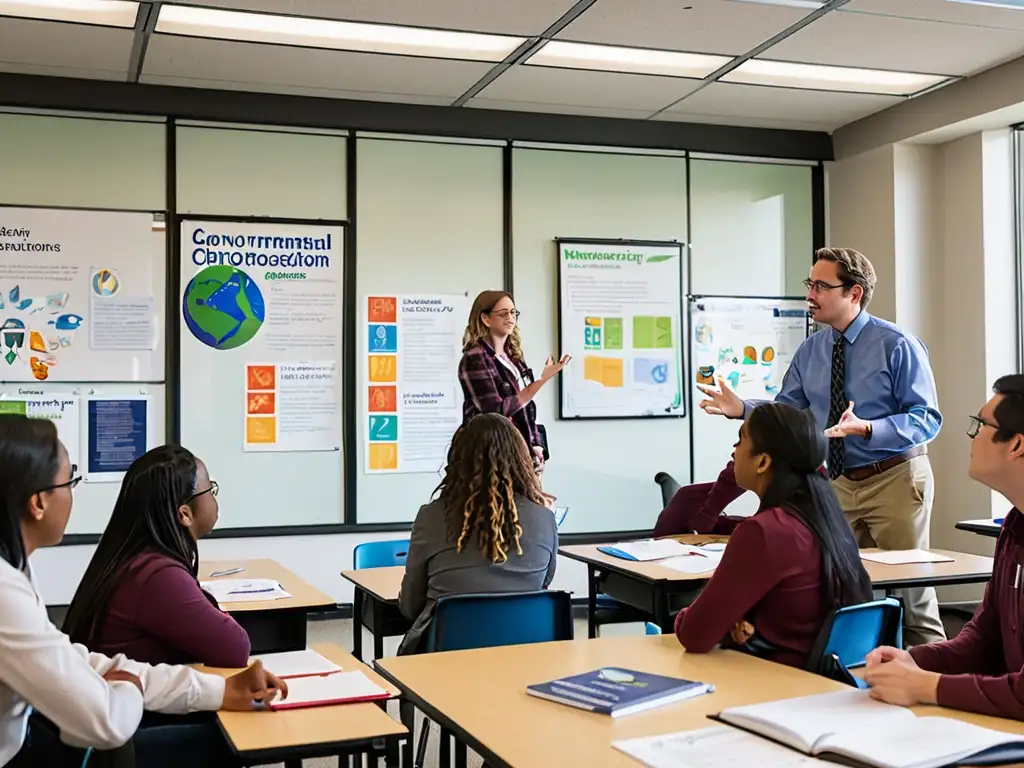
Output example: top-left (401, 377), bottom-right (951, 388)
top-left (210, 567), bottom-right (244, 578)
top-left (1015, 564), bottom-right (1022, 591)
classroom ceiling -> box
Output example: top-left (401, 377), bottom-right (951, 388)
top-left (3, 0), bottom-right (1024, 133)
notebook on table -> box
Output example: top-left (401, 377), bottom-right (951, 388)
top-left (710, 689), bottom-right (1024, 768)
top-left (265, 670), bottom-right (392, 711)
top-left (254, 649), bottom-right (343, 678)
top-left (526, 667), bottom-right (713, 718)
top-left (596, 539), bottom-right (708, 562)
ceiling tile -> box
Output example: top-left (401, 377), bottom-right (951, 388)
top-left (143, 35), bottom-right (492, 99)
top-left (662, 82), bottom-right (904, 131)
top-left (168, 0), bottom-right (577, 35)
top-left (651, 111), bottom-right (834, 132)
top-left (466, 98), bottom-right (654, 120)
top-left (845, 0), bottom-right (1024, 32)
top-left (765, 9), bottom-right (1024, 76)
top-left (480, 65), bottom-right (702, 111)
top-left (556, 0), bottom-right (811, 55)
top-left (0, 17), bottom-right (133, 77)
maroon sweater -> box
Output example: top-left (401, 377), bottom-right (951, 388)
top-left (674, 505), bottom-right (828, 669)
top-left (88, 552), bottom-right (251, 668)
top-left (653, 461), bottom-right (745, 537)
top-left (910, 508), bottom-right (1024, 720)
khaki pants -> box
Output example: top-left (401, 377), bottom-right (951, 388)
top-left (832, 455), bottom-right (946, 647)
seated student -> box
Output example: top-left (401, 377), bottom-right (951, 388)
top-left (865, 374), bottom-right (1024, 721)
top-left (675, 402), bottom-right (873, 669)
top-left (653, 460), bottom-right (745, 536)
top-left (398, 413), bottom-right (558, 655)
top-left (62, 446), bottom-right (248, 668)
top-left (0, 415), bottom-right (286, 768)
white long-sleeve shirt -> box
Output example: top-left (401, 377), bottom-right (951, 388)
top-left (0, 559), bottom-right (226, 766)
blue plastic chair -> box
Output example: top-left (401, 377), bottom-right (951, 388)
top-left (645, 622), bottom-right (662, 635)
top-left (806, 597), bottom-right (903, 688)
top-left (352, 539), bottom-right (409, 569)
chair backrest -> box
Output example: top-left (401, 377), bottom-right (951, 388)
top-left (353, 539), bottom-right (410, 569)
top-left (425, 591), bottom-right (574, 653)
top-left (654, 472), bottom-right (681, 507)
top-left (645, 622), bottom-right (662, 636)
top-left (807, 597), bottom-right (903, 687)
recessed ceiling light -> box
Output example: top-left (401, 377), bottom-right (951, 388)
top-left (0, 0), bottom-right (139, 27)
top-left (155, 4), bottom-right (525, 62)
top-left (724, 59), bottom-right (950, 96)
top-left (527, 41), bottom-right (731, 79)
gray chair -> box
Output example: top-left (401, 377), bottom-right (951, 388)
top-left (654, 472), bottom-right (681, 507)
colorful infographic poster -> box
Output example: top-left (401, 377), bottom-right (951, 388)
top-left (243, 361), bottom-right (339, 452)
top-left (363, 294), bottom-right (468, 474)
top-left (557, 240), bottom-right (685, 419)
top-left (0, 208), bottom-right (160, 383)
top-left (0, 394), bottom-right (80, 468)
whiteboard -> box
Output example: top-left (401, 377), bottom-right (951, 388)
top-left (178, 218), bottom-right (345, 529)
top-left (557, 239), bottom-right (686, 420)
top-left (0, 207), bottom-right (164, 382)
top-left (689, 296), bottom-right (810, 488)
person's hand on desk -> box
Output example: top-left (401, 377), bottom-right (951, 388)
top-left (822, 401), bottom-right (872, 440)
top-left (221, 660), bottom-right (289, 710)
top-left (863, 646), bottom-right (939, 706)
top-left (696, 377), bottom-right (744, 419)
top-left (729, 621), bottom-right (755, 646)
top-left (103, 668), bottom-right (143, 695)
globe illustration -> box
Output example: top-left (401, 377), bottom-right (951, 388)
top-left (182, 265), bottom-right (265, 350)
top-left (91, 269), bottom-right (120, 297)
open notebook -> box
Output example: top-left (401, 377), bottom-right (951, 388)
top-left (255, 649), bottom-right (392, 711)
top-left (712, 689), bottom-right (1024, 768)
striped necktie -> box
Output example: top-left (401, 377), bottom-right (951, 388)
top-left (826, 335), bottom-right (846, 480)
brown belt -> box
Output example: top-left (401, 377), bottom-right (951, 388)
top-left (841, 445), bottom-right (927, 482)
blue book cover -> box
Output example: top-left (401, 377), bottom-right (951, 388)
top-left (526, 667), bottom-right (714, 718)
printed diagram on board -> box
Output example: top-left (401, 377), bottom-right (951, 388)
top-left (693, 320), bottom-right (785, 398)
top-left (0, 279), bottom-right (89, 381)
top-left (581, 315), bottom-right (673, 391)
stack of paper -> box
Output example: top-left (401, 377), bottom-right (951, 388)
top-left (255, 649), bottom-right (342, 678)
top-left (859, 550), bottom-right (954, 565)
top-left (201, 578), bottom-right (292, 603)
top-left (598, 539), bottom-right (700, 562)
top-left (660, 550), bottom-right (723, 574)
top-left (266, 670), bottom-right (391, 711)
top-left (614, 725), bottom-right (824, 768)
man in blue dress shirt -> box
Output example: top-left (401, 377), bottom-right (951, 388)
top-left (698, 247), bottom-right (945, 646)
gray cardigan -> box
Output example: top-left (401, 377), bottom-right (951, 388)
top-left (397, 495), bottom-right (558, 655)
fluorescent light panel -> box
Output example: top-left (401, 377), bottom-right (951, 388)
top-left (155, 4), bottom-right (524, 62)
top-left (527, 41), bottom-right (730, 79)
top-left (941, 0), bottom-right (1024, 9)
top-left (728, 0), bottom-right (826, 8)
top-left (0, 0), bottom-right (138, 27)
top-left (724, 59), bottom-right (949, 96)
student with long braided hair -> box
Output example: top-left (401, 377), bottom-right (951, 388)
top-left (63, 445), bottom-right (249, 668)
top-left (397, 413), bottom-right (558, 655)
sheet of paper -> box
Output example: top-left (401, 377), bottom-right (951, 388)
top-left (613, 725), bottom-right (827, 768)
top-left (254, 649), bottom-right (342, 678)
top-left (605, 539), bottom-right (695, 561)
top-left (659, 552), bottom-right (723, 574)
top-left (859, 549), bottom-right (954, 565)
top-left (268, 670), bottom-right (389, 709)
top-left (201, 578), bottom-right (292, 603)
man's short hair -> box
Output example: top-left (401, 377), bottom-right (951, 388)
top-left (813, 247), bottom-right (876, 308)
top-left (992, 374), bottom-right (1024, 443)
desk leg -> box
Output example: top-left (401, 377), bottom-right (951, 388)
top-left (284, 760), bottom-right (301, 768)
top-left (587, 565), bottom-right (598, 639)
top-left (399, 699), bottom-right (415, 768)
top-left (353, 588), bottom-right (364, 662)
top-left (454, 739), bottom-right (467, 768)
top-left (439, 727), bottom-right (451, 767)
top-left (384, 733), bottom-right (399, 767)
top-left (373, 600), bottom-right (385, 660)
top-left (654, 585), bottom-right (673, 634)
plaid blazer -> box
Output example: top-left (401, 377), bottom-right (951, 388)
top-left (457, 339), bottom-right (542, 449)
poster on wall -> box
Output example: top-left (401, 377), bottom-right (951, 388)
top-left (557, 239), bottom-right (686, 419)
top-left (84, 395), bottom-right (155, 483)
top-left (689, 296), bottom-right (810, 401)
top-left (0, 393), bottom-right (80, 468)
top-left (180, 219), bottom-right (343, 454)
top-left (0, 207), bottom-right (161, 382)
top-left (363, 293), bottom-right (468, 474)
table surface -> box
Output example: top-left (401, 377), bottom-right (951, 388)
top-left (201, 558), bottom-right (337, 613)
top-left (198, 642), bottom-right (406, 754)
top-left (340, 565), bottom-right (405, 604)
top-left (376, 634), bottom-right (1021, 768)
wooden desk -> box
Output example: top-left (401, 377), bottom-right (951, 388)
top-left (376, 635), bottom-right (1019, 768)
top-left (202, 559), bottom-right (336, 654)
top-left (559, 538), bottom-right (994, 636)
top-left (199, 642), bottom-right (406, 767)
top-left (956, 518), bottom-right (1003, 538)
top-left (339, 565), bottom-right (408, 662)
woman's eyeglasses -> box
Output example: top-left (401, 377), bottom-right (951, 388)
top-left (188, 480), bottom-right (219, 501)
top-left (490, 309), bottom-right (521, 320)
top-left (40, 464), bottom-right (81, 493)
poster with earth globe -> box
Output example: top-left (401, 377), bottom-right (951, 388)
top-left (179, 219), bottom-right (344, 461)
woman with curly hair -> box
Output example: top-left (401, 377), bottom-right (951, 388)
top-left (397, 413), bottom-right (558, 655)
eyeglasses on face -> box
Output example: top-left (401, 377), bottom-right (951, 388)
top-left (967, 415), bottom-right (999, 439)
top-left (39, 464), bottom-right (81, 494)
top-left (489, 308), bottom-right (521, 320)
top-left (802, 278), bottom-right (850, 293)
top-left (188, 480), bottom-right (219, 501)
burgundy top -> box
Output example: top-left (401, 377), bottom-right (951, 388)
top-left (653, 461), bottom-right (745, 537)
top-left (89, 551), bottom-right (251, 668)
top-left (910, 508), bottom-right (1024, 720)
top-left (674, 505), bottom-right (827, 669)
top-left (457, 339), bottom-right (541, 449)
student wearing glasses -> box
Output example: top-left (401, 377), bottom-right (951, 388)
top-left (697, 247), bottom-right (945, 647)
top-left (865, 375), bottom-right (1024, 720)
top-left (458, 290), bottom-right (569, 475)
top-left (0, 416), bottom-right (286, 768)
top-left (63, 446), bottom-right (249, 669)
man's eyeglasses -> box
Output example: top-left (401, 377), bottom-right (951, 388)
top-left (39, 464), bottom-right (81, 493)
top-left (802, 278), bottom-right (850, 293)
top-left (188, 480), bottom-right (219, 501)
top-left (490, 309), bottom-right (521, 320)
top-left (967, 415), bottom-right (999, 439)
